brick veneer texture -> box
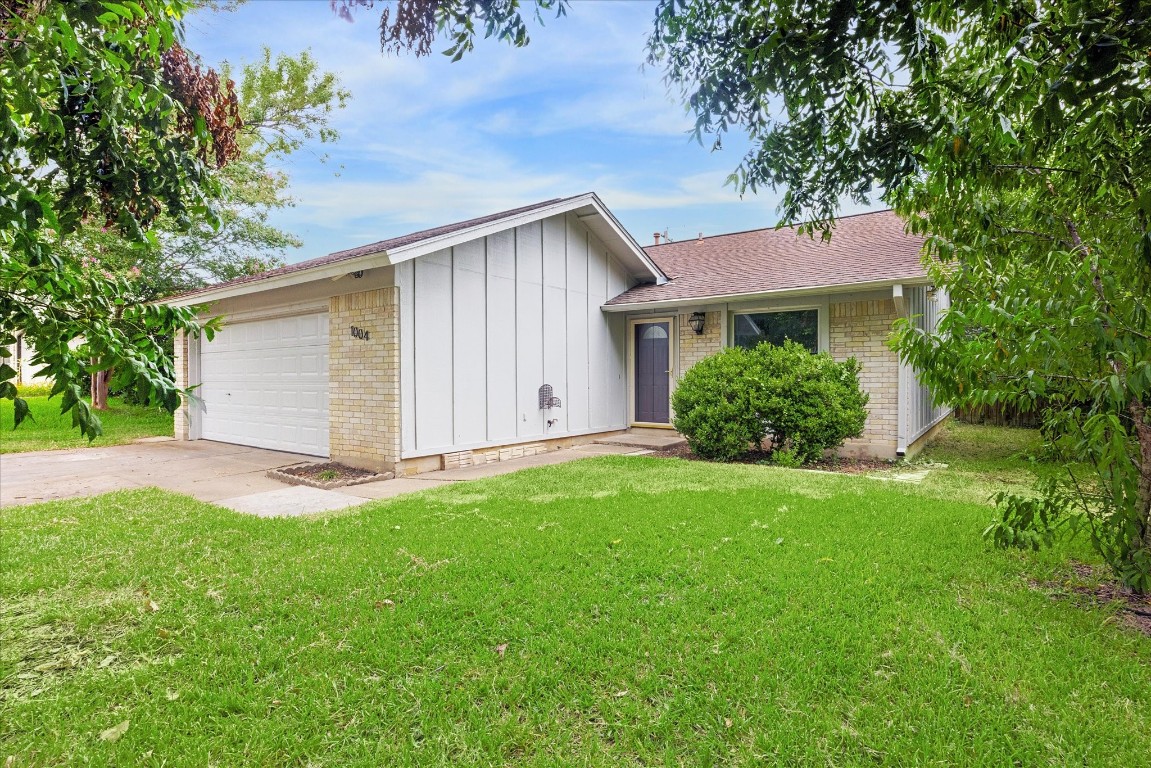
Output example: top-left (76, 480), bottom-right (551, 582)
top-left (678, 311), bottom-right (723, 372)
top-left (830, 298), bottom-right (899, 457)
top-left (173, 329), bottom-right (189, 440)
top-left (329, 287), bottom-right (400, 471)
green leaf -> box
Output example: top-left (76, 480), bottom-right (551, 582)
top-left (12, 397), bottom-right (31, 428)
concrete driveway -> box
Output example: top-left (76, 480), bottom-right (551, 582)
top-left (0, 439), bottom-right (311, 508)
top-left (0, 438), bottom-right (651, 514)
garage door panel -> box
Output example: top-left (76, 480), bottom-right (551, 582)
top-left (199, 313), bottom-right (329, 456)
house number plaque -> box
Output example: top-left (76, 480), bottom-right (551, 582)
top-left (350, 325), bottom-right (370, 341)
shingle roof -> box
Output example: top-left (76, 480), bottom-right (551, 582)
top-left (166, 196), bottom-right (575, 302)
top-left (606, 210), bottom-right (927, 306)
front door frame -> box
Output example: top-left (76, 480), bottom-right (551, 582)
top-left (627, 315), bottom-right (677, 428)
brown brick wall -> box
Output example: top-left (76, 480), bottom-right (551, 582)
top-left (329, 288), bottom-right (400, 471)
top-left (830, 299), bottom-right (899, 457)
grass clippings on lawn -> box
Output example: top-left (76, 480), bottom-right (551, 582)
top-left (657, 422), bottom-right (1053, 506)
top-left (2, 454), bottom-right (1149, 766)
top-left (0, 395), bottom-right (173, 454)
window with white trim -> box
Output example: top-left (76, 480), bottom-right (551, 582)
top-left (733, 309), bottom-right (819, 353)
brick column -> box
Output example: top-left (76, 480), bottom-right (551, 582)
top-left (173, 329), bottom-right (190, 440)
top-left (329, 288), bottom-right (401, 471)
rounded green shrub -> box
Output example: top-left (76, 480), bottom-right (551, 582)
top-left (672, 341), bottom-right (869, 463)
top-left (670, 347), bottom-right (763, 461)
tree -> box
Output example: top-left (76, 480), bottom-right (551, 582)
top-left (352, 1), bottom-right (1151, 591)
top-left (329, 0), bottom-right (565, 60)
top-left (69, 46), bottom-right (349, 408)
top-left (1, 0), bottom-right (243, 436)
top-left (645, 0), bottom-right (1151, 593)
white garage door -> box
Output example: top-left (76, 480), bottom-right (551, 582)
top-left (199, 313), bottom-right (329, 456)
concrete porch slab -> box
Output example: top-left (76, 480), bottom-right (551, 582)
top-left (594, 432), bottom-right (687, 450)
top-left (213, 486), bottom-right (366, 517)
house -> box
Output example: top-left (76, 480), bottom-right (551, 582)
top-left (165, 193), bottom-right (950, 473)
top-left (0, 331), bottom-right (51, 387)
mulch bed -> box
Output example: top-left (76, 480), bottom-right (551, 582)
top-left (648, 444), bottom-right (896, 474)
top-left (268, 462), bottom-right (391, 490)
top-left (1033, 561), bottom-right (1151, 636)
top-left (279, 462), bottom-right (378, 482)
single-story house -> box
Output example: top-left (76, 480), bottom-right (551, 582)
top-left (166, 192), bottom-right (950, 473)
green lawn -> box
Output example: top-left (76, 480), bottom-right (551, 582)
top-left (0, 395), bottom-right (173, 453)
top-left (2, 449), bottom-right (1148, 765)
top-left (882, 421), bottom-right (1054, 506)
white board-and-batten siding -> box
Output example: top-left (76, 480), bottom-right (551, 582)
top-left (899, 283), bottom-right (952, 451)
top-left (396, 212), bottom-right (631, 458)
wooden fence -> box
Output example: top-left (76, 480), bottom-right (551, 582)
top-left (953, 403), bottom-right (1044, 429)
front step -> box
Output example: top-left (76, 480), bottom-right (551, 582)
top-left (594, 430), bottom-right (687, 451)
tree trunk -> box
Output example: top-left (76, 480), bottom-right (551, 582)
top-left (91, 366), bottom-right (110, 411)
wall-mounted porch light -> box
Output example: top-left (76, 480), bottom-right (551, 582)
top-left (688, 312), bottom-right (706, 335)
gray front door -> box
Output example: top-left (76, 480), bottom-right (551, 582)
top-left (634, 321), bottom-right (670, 424)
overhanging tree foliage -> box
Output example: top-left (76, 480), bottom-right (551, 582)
top-left (1, 0), bottom-right (242, 436)
top-left (356, 0), bottom-right (1151, 591)
top-left (63, 45), bottom-right (348, 410)
top-left (74, 47), bottom-right (350, 303)
top-left (647, 0), bottom-right (1151, 593)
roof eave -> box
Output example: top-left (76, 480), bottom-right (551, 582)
top-left (164, 250), bottom-right (396, 307)
top-left (600, 276), bottom-right (932, 313)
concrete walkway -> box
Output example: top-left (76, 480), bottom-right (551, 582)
top-left (0, 439), bottom-right (649, 515)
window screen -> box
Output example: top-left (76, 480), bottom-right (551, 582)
top-left (733, 309), bottom-right (819, 352)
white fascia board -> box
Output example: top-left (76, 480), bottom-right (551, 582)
top-left (386, 193), bottom-right (668, 284)
top-left (164, 251), bottom-right (395, 307)
top-left (601, 277), bottom-right (932, 313)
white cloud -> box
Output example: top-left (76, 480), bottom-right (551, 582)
top-left (186, 1), bottom-right (877, 261)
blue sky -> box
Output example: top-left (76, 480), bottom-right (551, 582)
top-left (184, 0), bottom-right (879, 263)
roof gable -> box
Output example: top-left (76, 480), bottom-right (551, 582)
top-left (166, 193), bottom-right (666, 306)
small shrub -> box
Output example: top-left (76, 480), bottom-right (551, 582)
top-left (317, 469), bottom-right (340, 482)
top-left (673, 341), bottom-right (870, 464)
top-left (770, 446), bottom-right (805, 468)
top-left (13, 382), bottom-right (53, 397)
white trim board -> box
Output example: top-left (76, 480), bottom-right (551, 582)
top-left (601, 277), bottom-right (932, 313)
